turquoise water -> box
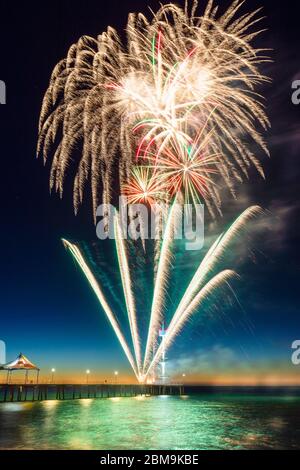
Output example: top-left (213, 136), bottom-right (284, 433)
top-left (0, 394), bottom-right (299, 450)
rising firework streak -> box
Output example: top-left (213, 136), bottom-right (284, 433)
top-left (63, 206), bottom-right (263, 382)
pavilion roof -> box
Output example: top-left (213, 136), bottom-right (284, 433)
top-left (0, 353), bottom-right (39, 371)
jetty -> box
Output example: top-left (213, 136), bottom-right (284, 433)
top-left (0, 383), bottom-right (184, 403)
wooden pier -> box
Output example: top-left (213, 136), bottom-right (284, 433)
top-left (0, 383), bottom-right (184, 403)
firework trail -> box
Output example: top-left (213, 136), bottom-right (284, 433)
top-left (63, 204), bottom-right (262, 381)
top-left (167, 205), bottom-right (263, 333)
top-left (143, 199), bottom-right (181, 374)
top-left (145, 269), bottom-right (238, 377)
top-left (144, 205), bottom-right (263, 377)
top-left (114, 213), bottom-right (142, 377)
top-left (62, 239), bottom-right (139, 379)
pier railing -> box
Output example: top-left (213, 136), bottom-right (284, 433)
top-left (0, 384), bottom-right (184, 403)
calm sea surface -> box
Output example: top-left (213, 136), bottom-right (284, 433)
top-left (0, 393), bottom-right (299, 450)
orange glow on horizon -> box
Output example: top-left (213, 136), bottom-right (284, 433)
top-left (2, 369), bottom-right (300, 386)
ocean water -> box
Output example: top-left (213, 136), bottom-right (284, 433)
top-left (0, 393), bottom-right (299, 450)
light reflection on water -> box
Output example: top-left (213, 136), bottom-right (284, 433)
top-left (0, 394), bottom-right (299, 450)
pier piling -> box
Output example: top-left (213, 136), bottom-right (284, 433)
top-left (0, 383), bottom-right (184, 403)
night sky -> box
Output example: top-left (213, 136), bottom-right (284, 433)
top-left (0, 0), bottom-right (299, 384)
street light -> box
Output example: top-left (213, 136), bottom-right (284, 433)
top-left (86, 369), bottom-right (90, 384)
top-left (51, 368), bottom-right (56, 384)
top-left (114, 371), bottom-right (118, 384)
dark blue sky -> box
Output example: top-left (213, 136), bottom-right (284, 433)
top-left (0, 0), bottom-right (299, 383)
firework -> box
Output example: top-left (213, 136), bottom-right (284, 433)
top-left (144, 127), bottom-right (220, 206)
top-left (39, 0), bottom-right (270, 383)
top-left (63, 205), bottom-right (263, 381)
top-left (38, 0), bottom-right (270, 217)
top-left (122, 167), bottom-right (166, 205)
